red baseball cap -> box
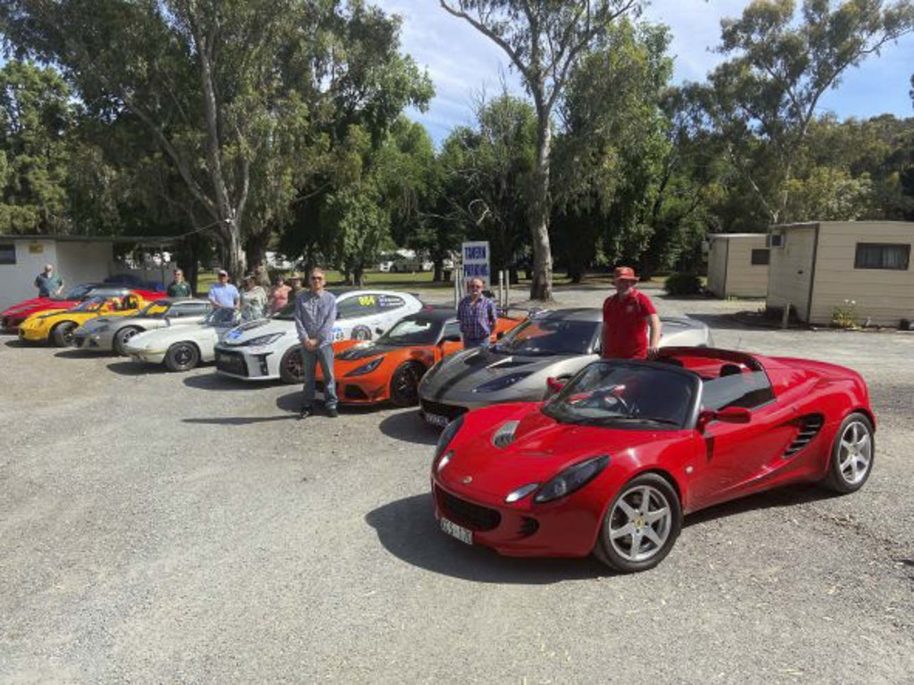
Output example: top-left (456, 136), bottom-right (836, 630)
top-left (613, 266), bottom-right (638, 282)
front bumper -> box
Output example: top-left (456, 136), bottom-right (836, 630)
top-left (73, 330), bottom-right (114, 351)
top-left (2, 315), bottom-right (25, 331)
top-left (431, 479), bottom-right (601, 558)
top-left (213, 345), bottom-right (278, 380)
top-left (17, 327), bottom-right (47, 343)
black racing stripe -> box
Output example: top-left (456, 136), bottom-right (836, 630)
top-left (432, 349), bottom-right (503, 401)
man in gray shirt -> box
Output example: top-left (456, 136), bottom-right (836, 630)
top-left (294, 267), bottom-right (338, 418)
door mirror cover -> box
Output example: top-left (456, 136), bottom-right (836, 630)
top-left (546, 377), bottom-right (565, 393)
top-left (698, 406), bottom-right (751, 430)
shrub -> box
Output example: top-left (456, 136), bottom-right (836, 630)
top-left (663, 272), bottom-right (702, 296)
top-left (831, 299), bottom-right (858, 329)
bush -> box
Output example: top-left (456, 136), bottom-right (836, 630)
top-left (663, 272), bottom-right (702, 296)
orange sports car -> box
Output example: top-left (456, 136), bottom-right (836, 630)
top-left (316, 306), bottom-right (523, 406)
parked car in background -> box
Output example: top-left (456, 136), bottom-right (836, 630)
top-left (73, 298), bottom-right (212, 354)
top-left (431, 348), bottom-right (875, 573)
top-left (418, 308), bottom-right (713, 427)
top-left (311, 306), bottom-right (524, 406)
top-left (123, 307), bottom-right (240, 372)
top-left (17, 294), bottom-right (150, 346)
top-left (1, 284), bottom-right (165, 331)
top-left (390, 255), bottom-right (432, 273)
top-left (213, 289), bottom-right (423, 383)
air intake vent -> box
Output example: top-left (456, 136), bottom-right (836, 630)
top-left (492, 420), bottom-right (520, 448)
top-left (784, 414), bottom-right (824, 458)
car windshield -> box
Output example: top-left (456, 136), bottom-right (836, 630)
top-left (273, 301), bottom-right (296, 321)
top-left (205, 307), bottom-right (239, 326)
top-left (58, 284), bottom-right (95, 300)
top-left (71, 296), bottom-right (107, 312)
top-left (136, 301), bottom-right (171, 318)
top-left (493, 318), bottom-right (597, 356)
top-left (542, 361), bottom-right (696, 429)
top-left (377, 316), bottom-right (443, 346)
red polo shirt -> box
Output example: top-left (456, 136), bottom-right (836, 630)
top-left (601, 289), bottom-right (657, 359)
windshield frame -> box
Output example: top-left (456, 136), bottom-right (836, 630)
top-left (493, 316), bottom-right (600, 357)
top-left (542, 360), bottom-right (701, 430)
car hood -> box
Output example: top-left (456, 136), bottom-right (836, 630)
top-left (335, 341), bottom-right (408, 361)
top-left (423, 346), bottom-right (580, 397)
top-left (3, 297), bottom-right (76, 315)
top-left (126, 322), bottom-right (215, 349)
top-left (221, 317), bottom-right (293, 345)
top-left (443, 408), bottom-right (684, 497)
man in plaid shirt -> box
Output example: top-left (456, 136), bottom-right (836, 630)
top-left (457, 277), bottom-right (497, 348)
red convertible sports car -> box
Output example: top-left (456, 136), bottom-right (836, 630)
top-left (431, 348), bottom-right (875, 573)
top-left (1, 284), bottom-right (164, 331)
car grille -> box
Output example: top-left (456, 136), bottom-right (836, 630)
top-left (215, 349), bottom-right (249, 377)
top-left (344, 385), bottom-right (369, 400)
top-left (421, 398), bottom-right (467, 421)
top-left (436, 486), bottom-right (501, 532)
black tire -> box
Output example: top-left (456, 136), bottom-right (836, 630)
top-left (164, 342), bottom-right (200, 372)
top-left (390, 361), bottom-right (425, 407)
top-left (594, 473), bottom-right (682, 574)
top-left (51, 321), bottom-right (77, 347)
top-left (113, 326), bottom-right (142, 355)
top-left (823, 412), bottom-right (874, 494)
top-left (351, 325), bottom-right (372, 341)
top-left (279, 346), bottom-right (304, 384)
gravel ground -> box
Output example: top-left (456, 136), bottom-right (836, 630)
top-left (1, 283), bottom-right (912, 683)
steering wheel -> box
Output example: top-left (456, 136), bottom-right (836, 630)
top-left (593, 388), bottom-right (637, 417)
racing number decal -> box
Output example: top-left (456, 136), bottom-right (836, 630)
top-left (358, 295), bottom-right (376, 307)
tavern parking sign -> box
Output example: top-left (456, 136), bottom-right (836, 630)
top-left (462, 241), bottom-right (490, 290)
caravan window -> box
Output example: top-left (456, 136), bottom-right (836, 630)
top-left (854, 243), bottom-right (910, 271)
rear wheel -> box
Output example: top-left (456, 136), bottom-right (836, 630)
top-left (51, 321), bottom-right (77, 347)
top-left (390, 361), bottom-right (424, 407)
top-left (164, 342), bottom-right (200, 372)
top-left (114, 326), bottom-right (142, 355)
top-left (823, 412), bottom-right (874, 494)
top-left (594, 473), bottom-right (682, 573)
top-left (279, 346), bottom-right (304, 384)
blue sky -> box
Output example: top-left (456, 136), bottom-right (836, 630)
top-left (376, 0), bottom-right (914, 145)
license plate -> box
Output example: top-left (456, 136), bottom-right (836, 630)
top-left (423, 412), bottom-right (449, 428)
top-left (440, 517), bottom-right (472, 545)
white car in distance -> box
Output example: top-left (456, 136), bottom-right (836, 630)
top-left (123, 307), bottom-right (241, 371)
top-left (214, 289), bottom-right (423, 383)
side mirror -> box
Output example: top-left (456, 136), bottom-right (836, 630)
top-left (546, 377), bottom-right (565, 394)
top-left (375, 327), bottom-right (384, 335)
top-left (698, 406), bottom-right (751, 431)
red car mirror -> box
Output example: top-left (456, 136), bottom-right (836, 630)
top-left (698, 406), bottom-right (752, 431)
top-left (546, 377), bottom-right (565, 394)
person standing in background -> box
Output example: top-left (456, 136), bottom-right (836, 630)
top-left (457, 277), bottom-right (497, 348)
top-left (294, 268), bottom-right (338, 419)
top-left (34, 264), bottom-right (64, 297)
top-left (167, 269), bottom-right (193, 298)
top-left (269, 275), bottom-right (292, 314)
top-left (208, 269), bottom-right (240, 311)
top-left (601, 266), bottom-right (661, 360)
top-left (240, 275), bottom-right (268, 321)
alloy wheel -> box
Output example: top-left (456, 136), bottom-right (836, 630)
top-left (837, 420), bottom-right (872, 485)
top-left (608, 484), bottom-right (673, 563)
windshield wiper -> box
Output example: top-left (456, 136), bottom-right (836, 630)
top-left (603, 416), bottom-right (681, 426)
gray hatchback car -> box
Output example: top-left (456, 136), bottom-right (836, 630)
top-left (417, 308), bottom-right (713, 427)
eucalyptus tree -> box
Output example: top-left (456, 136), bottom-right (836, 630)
top-left (696, 0), bottom-right (914, 225)
top-left (439, 0), bottom-right (643, 300)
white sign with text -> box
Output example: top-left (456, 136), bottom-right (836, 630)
top-left (461, 241), bottom-right (490, 291)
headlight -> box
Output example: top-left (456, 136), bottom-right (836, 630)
top-left (434, 414), bottom-right (465, 460)
top-left (534, 455), bottom-right (610, 503)
top-left (436, 450), bottom-right (454, 473)
top-left (345, 356), bottom-right (384, 377)
top-left (473, 372), bottom-right (532, 393)
top-left (505, 483), bottom-right (539, 503)
top-left (233, 332), bottom-right (285, 347)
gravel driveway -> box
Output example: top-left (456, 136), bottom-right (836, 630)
top-left (1, 284), bottom-right (912, 683)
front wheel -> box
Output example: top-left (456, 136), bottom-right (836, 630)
top-left (279, 346), bottom-right (304, 384)
top-left (390, 361), bottom-right (424, 407)
top-left (594, 473), bottom-right (682, 573)
top-left (51, 321), bottom-right (77, 347)
top-left (114, 326), bottom-right (142, 355)
top-left (823, 412), bottom-right (874, 494)
top-left (164, 342), bottom-right (200, 372)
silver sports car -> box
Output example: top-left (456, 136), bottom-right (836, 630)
top-left (417, 308), bottom-right (712, 428)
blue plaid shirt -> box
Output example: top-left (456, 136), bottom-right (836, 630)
top-left (457, 295), bottom-right (497, 341)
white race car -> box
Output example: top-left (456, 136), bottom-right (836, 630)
top-left (123, 307), bottom-right (240, 371)
top-left (213, 289), bottom-right (423, 382)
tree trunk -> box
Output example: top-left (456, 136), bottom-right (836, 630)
top-left (528, 116), bottom-right (554, 301)
top-left (223, 222), bottom-right (247, 280)
top-left (245, 231), bottom-right (270, 276)
top-left (433, 260), bottom-right (443, 283)
top-left (353, 265), bottom-right (365, 287)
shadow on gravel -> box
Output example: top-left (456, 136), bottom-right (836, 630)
top-left (379, 410), bottom-right (438, 446)
top-left (366, 494), bottom-right (607, 584)
top-left (685, 484), bottom-right (839, 528)
top-left (4, 338), bottom-right (32, 348)
top-left (182, 372), bottom-right (271, 391)
top-left (183, 415), bottom-right (294, 426)
top-left (56, 349), bottom-right (108, 359)
top-left (106, 360), bottom-right (161, 376)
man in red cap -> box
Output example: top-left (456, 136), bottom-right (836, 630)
top-left (601, 266), bottom-right (661, 359)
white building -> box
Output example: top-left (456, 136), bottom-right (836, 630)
top-left (0, 234), bottom-right (177, 311)
top-left (706, 233), bottom-right (770, 298)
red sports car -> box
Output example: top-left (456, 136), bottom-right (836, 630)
top-left (431, 348), bottom-right (875, 573)
top-left (1, 284), bottom-right (164, 331)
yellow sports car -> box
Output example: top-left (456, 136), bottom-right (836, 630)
top-left (18, 293), bottom-right (148, 346)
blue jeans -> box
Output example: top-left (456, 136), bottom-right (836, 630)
top-left (302, 344), bottom-right (337, 409)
